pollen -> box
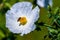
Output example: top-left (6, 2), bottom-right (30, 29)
top-left (17, 17), bottom-right (27, 25)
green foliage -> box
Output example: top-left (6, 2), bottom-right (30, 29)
top-left (0, 30), bottom-right (5, 39)
top-left (0, 0), bottom-right (60, 40)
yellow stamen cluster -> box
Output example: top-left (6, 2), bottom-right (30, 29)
top-left (17, 17), bottom-right (27, 25)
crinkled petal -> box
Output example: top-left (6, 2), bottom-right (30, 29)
top-left (30, 6), bottom-right (40, 23)
top-left (20, 24), bottom-right (36, 36)
top-left (11, 2), bottom-right (33, 16)
top-left (49, 0), bottom-right (52, 7)
top-left (44, 0), bottom-right (52, 8)
top-left (37, 0), bottom-right (52, 8)
top-left (6, 10), bottom-right (17, 20)
top-left (37, 0), bottom-right (45, 7)
top-left (6, 2), bottom-right (39, 36)
top-left (6, 10), bottom-right (21, 33)
top-left (20, 17), bottom-right (36, 36)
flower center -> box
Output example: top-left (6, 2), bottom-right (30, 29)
top-left (17, 17), bottom-right (27, 25)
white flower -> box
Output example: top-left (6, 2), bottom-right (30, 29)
top-left (37, 0), bottom-right (52, 8)
top-left (6, 2), bottom-right (40, 36)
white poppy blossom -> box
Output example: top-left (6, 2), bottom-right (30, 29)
top-left (37, 0), bottom-right (52, 8)
top-left (6, 2), bottom-right (40, 36)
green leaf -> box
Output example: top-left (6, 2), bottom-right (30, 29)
top-left (57, 33), bottom-right (60, 40)
top-left (0, 30), bottom-right (5, 38)
top-left (48, 27), bottom-right (58, 34)
top-left (57, 18), bottom-right (60, 25)
top-left (54, 7), bottom-right (60, 15)
top-left (5, 2), bottom-right (11, 8)
top-left (47, 5), bottom-right (52, 18)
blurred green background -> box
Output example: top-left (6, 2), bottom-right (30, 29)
top-left (0, 0), bottom-right (60, 40)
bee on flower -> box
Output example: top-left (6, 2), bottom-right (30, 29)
top-left (6, 2), bottom-right (40, 36)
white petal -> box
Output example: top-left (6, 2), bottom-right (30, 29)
top-left (20, 24), bottom-right (36, 36)
top-left (11, 2), bottom-right (33, 16)
top-left (49, 0), bottom-right (52, 7)
top-left (6, 10), bottom-right (16, 20)
top-left (37, 0), bottom-right (52, 8)
top-left (6, 10), bottom-right (21, 33)
top-left (37, 0), bottom-right (45, 7)
top-left (6, 2), bottom-right (39, 36)
top-left (31, 24), bottom-right (36, 31)
top-left (20, 33), bottom-right (24, 36)
top-left (44, 0), bottom-right (52, 8)
top-left (9, 28), bottom-right (20, 33)
top-left (30, 6), bottom-right (40, 23)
